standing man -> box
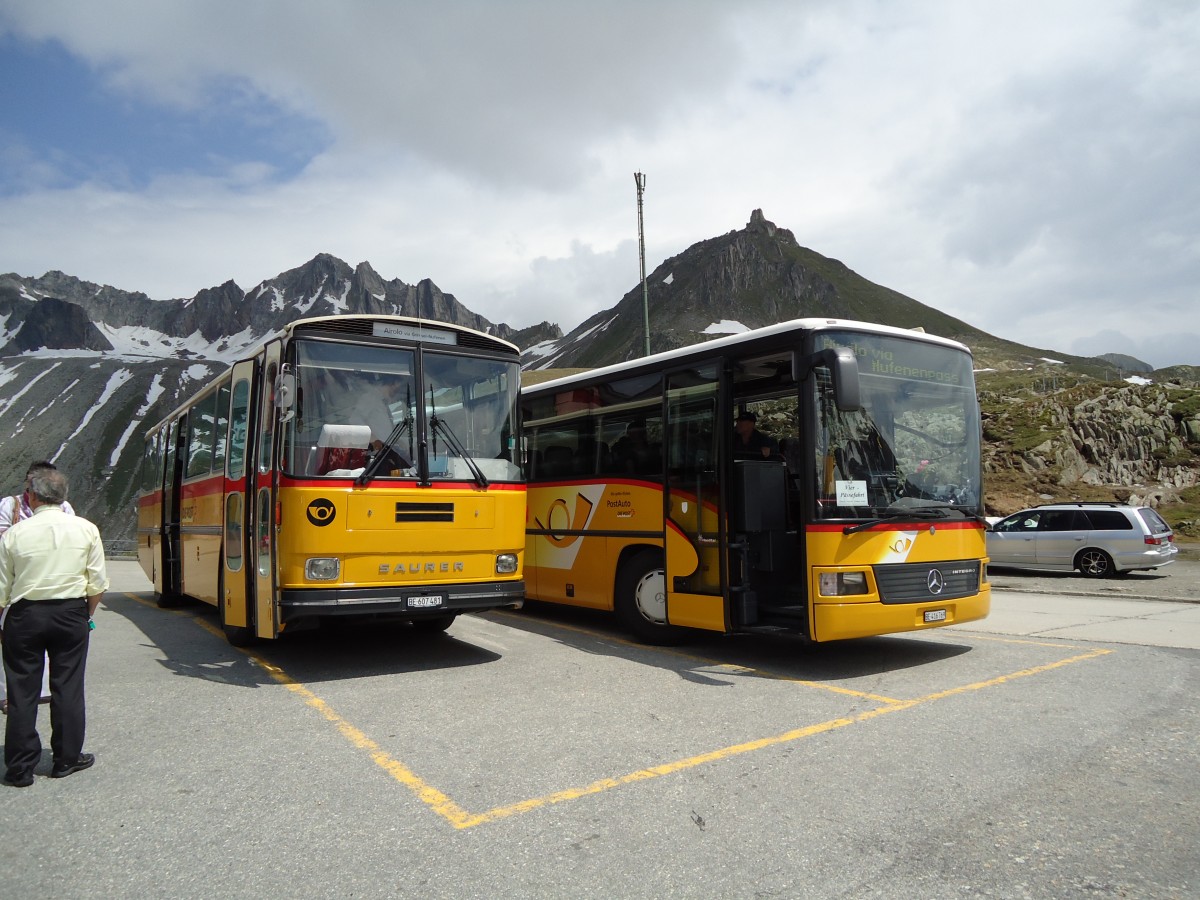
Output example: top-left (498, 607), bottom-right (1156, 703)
top-left (0, 468), bottom-right (108, 787)
top-left (0, 460), bottom-right (75, 714)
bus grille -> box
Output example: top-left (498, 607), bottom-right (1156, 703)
top-left (395, 502), bottom-right (455, 523)
top-left (873, 561), bottom-right (980, 604)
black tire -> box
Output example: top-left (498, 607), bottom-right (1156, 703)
top-left (615, 550), bottom-right (679, 644)
top-left (155, 590), bottom-right (184, 609)
top-left (1077, 548), bottom-right (1116, 578)
top-left (412, 614), bottom-right (457, 634)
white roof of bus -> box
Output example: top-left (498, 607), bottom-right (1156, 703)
top-left (279, 314), bottom-right (520, 354)
top-left (522, 318), bottom-right (972, 394)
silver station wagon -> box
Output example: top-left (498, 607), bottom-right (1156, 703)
top-left (987, 502), bottom-right (1178, 578)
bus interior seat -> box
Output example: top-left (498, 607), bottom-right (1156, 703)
top-left (316, 423), bottom-right (372, 475)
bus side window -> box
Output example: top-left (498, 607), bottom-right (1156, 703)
top-left (610, 416), bottom-right (662, 477)
top-left (542, 445), bottom-right (573, 476)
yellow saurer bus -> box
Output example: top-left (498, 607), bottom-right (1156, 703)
top-left (522, 318), bottom-right (989, 642)
top-left (137, 314), bottom-right (525, 645)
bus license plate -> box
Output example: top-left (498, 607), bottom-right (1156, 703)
top-left (924, 609), bottom-right (947, 623)
top-left (409, 595), bottom-right (444, 609)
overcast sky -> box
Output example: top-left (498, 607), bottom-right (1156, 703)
top-left (1, 1), bottom-right (1197, 368)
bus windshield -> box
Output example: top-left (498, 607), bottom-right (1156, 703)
top-left (285, 339), bottom-right (522, 482)
top-left (811, 331), bottom-right (980, 519)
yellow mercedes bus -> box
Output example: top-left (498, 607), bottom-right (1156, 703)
top-left (137, 315), bottom-right (524, 645)
top-left (521, 318), bottom-right (989, 642)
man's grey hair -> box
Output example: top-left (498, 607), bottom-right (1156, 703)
top-left (28, 468), bottom-right (69, 505)
top-left (24, 459), bottom-right (57, 481)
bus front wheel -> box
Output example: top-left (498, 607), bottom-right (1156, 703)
top-left (616, 551), bottom-right (677, 644)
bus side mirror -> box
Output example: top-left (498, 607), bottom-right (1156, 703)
top-left (794, 348), bottom-right (861, 411)
top-left (275, 373), bottom-right (296, 413)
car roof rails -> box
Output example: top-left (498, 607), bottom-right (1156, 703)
top-left (1035, 501), bottom-right (1124, 508)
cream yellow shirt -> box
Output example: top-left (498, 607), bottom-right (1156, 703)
top-left (0, 505), bottom-right (109, 607)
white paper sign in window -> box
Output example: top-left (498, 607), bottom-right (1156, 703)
top-left (836, 480), bottom-right (868, 506)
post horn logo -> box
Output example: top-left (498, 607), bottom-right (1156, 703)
top-left (307, 498), bottom-right (336, 527)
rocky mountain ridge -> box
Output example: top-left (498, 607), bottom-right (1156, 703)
top-left (1, 210), bottom-right (1197, 543)
top-left (524, 210), bottom-right (1159, 377)
top-left (2, 255), bottom-right (560, 360)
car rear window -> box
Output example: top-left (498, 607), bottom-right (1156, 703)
top-left (1086, 510), bottom-right (1134, 530)
top-left (1137, 507), bottom-right (1171, 533)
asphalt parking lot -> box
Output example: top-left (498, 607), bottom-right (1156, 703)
top-left (988, 556), bottom-right (1198, 603)
top-left (3, 561), bottom-right (1198, 898)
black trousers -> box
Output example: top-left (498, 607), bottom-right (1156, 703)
top-left (3, 597), bottom-right (90, 777)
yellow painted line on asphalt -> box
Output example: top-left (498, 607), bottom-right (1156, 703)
top-left (250, 656), bottom-right (479, 829)
top-left (121, 591), bottom-right (478, 827)
top-left (122, 591), bottom-right (1114, 830)
top-left (489, 609), bottom-right (907, 705)
top-left (457, 645), bottom-right (1114, 828)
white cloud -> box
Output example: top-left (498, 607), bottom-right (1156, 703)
top-left (1, 1), bottom-right (1198, 369)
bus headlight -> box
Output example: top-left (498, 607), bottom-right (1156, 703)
top-left (305, 558), bottom-right (340, 581)
top-left (818, 571), bottom-right (868, 597)
top-left (495, 553), bottom-right (518, 575)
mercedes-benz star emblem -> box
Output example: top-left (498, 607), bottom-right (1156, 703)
top-left (926, 569), bottom-right (945, 595)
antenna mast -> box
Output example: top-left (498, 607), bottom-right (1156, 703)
top-left (634, 172), bottom-right (650, 357)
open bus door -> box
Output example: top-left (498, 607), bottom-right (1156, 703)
top-left (253, 344), bottom-right (282, 640)
top-left (219, 360), bottom-right (256, 645)
top-left (157, 419), bottom-right (185, 607)
top-left (662, 363), bottom-right (727, 632)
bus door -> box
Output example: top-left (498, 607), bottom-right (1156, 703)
top-left (663, 363), bottom-right (726, 631)
top-left (161, 419), bottom-right (184, 600)
top-left (221, 360), bottom-right (256, 640)
top-left (727, 398), bottom-right (805, 630)
top-left (253, 344), bottom-right (282, 640)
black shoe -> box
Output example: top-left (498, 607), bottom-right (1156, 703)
top-left (51, 753), bottom-right (95, 778)
top-left (3, 771), bottom-right (34, 788)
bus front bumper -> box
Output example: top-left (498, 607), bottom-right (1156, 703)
top-left (280, 581), bottom-right (525, 622)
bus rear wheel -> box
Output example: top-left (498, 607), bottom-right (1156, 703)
top-left (616, 551), bottom-right (678, 644)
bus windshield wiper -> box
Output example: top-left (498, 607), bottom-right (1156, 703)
top-left (430, 415), bottom-right (489, 487)
top-left (843, 506), bottom-right (951, 535)
top-left (355, 418), bottom-right (412, 487)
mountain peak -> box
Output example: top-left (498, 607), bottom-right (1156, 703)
top-left (747, 208), bottom-right (775, 235)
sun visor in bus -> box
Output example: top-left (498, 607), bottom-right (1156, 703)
top-left (318, 424), bottom-right (373, 448)
top-left (793, 347), bottom-right (861, 412)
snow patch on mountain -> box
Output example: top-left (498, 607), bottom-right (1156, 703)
top-left (109, 370), bottom-right (170, 467)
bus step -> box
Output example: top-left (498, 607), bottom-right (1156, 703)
top-left (763, 604), bottom-right (808, 619)
top-left (740, 624), bottom-right (792, 634)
